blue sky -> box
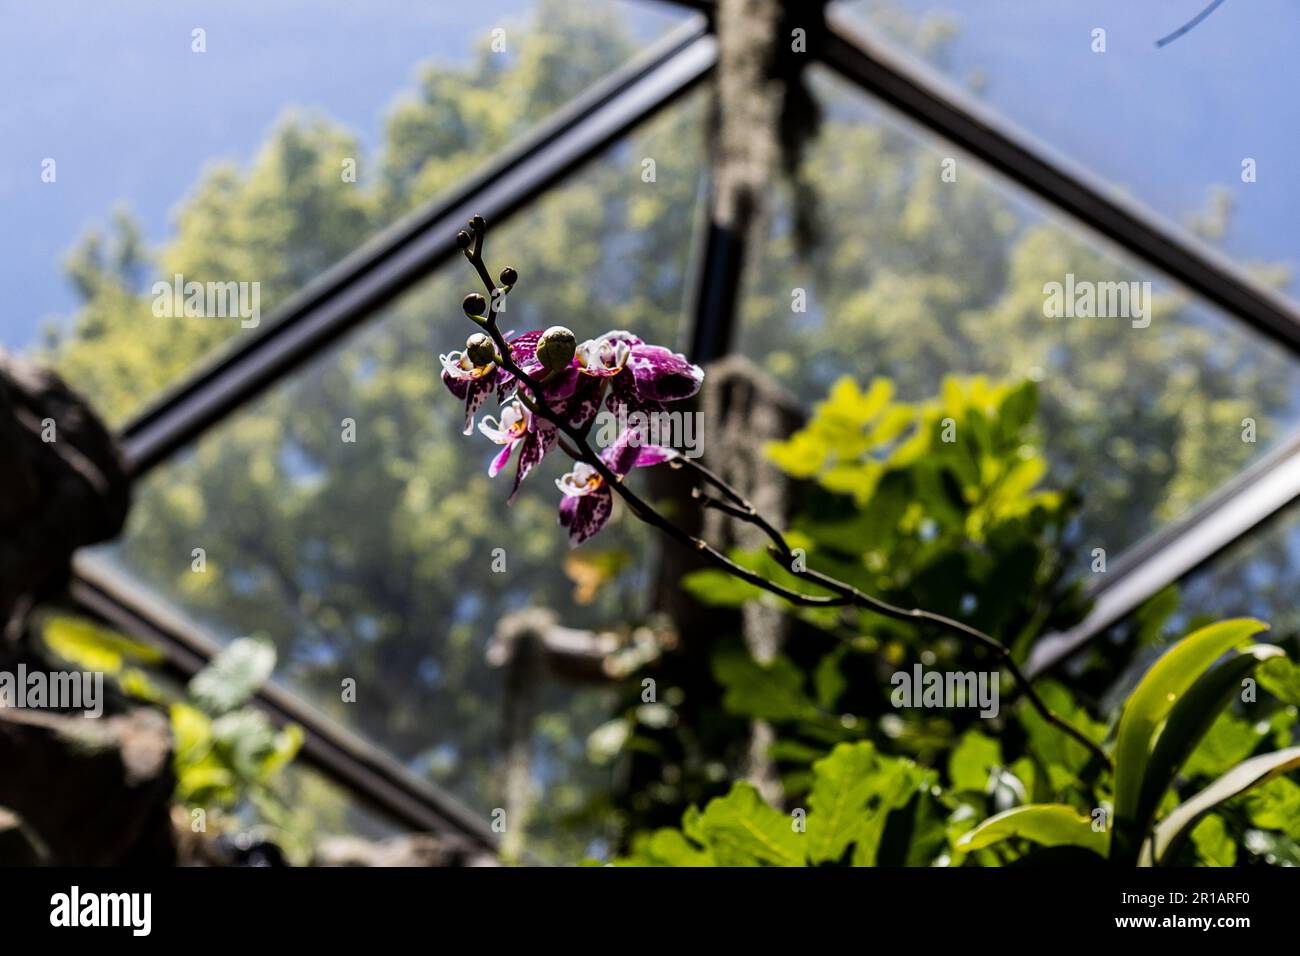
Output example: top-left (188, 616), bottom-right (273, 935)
top-left (3, 0), bottom-right (1297, 349)
top-left (881, 0), bottom-right (1300, 296)
top-left (0, 0), bottom-right (681, 347)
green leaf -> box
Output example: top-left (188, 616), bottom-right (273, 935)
top-left (1184, 713), bottom-right (1265, 779)
top-left (1244, 776), bottom-right (1300, 838)
top-left (615, 828), bottom-right (715, 867)
top-left (712, 648), bottom-right (817, 722)
top-left (948, 730), bottom-right (1002, 793)
top-left (1259, 656), bottom-right (1300, 707)
top-left (693, 783), bottom-right (804, 867)
top-left (813, 649), bottom-right (848, 711)
top-left (1189, 815), bottom-right (1235, 867)
top-left (42, 615), bottom-right (162, 675)
top-left (1128, 644), bottom-right (1281, 858)
top-left (956, 804), bottom-right (1107, 856)
top-left (1112, 619), bottom-right (1268, 836)
top-left (805, 742), bottom-right (878, 863)
top-left (680, 568), bottom-right (765, 608)
top-left (188, 637), bottom-right (276, 714)
top-left (1151, 746), bottom-right (1300, 865)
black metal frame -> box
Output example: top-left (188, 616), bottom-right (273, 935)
top-left (70, 555), bottom-right (497, 846)
top-left (61, 0), bottom-right (1300, 845)
top-left (122, 19), bottom-right (716, 477)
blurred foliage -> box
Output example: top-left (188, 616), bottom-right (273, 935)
top-left (40, 618), bottom-right (311, 860)
top-left (611, 619), bottom-right (1300, 867)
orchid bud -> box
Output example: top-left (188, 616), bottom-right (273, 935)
top-left (456, 230), bottom-right (472, 250)
top-left (469, 215), bottom-right (486, 234)
top-left (466, 332), bottom-right (496, 367)
top-left (499, 266), bottom-right (518, 287)
top-left (536, 326), bottom-right (576, 374)
top-left (463, 292), bottom-right (487, 318)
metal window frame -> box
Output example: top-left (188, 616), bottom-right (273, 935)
top-left (60, 0), bottom-right (1300, 842)
top-left (815, 5), bottom-right (1300, 672)
top-left (121, 18), bottom-right (716, 477)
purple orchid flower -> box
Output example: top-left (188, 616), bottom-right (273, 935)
top-left (556, 428), bottom-right (677, 545)
top-left (478, 398), bottom-right (558, 502)
top-left (444, 325), bottom-right (703, 509)
top-left (440, 348), bottom-right (502, 436)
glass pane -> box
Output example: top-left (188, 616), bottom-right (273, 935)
top-left (7, 0), bottom-right (692, 422)
top-left (1164, 503), bottom-right (1300, 638)
top-left (91, 93), bottom-right (705, 862)
top-left (736, 66), bottom-right (1300, 570)
top-left (841, 0), bottom-right (1300, 309)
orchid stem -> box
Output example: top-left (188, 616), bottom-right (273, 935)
top-left (455, 216), bottom-right (1112, 775)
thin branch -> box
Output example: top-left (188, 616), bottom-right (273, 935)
top-left (456, 217), bottom-right (1112, 773)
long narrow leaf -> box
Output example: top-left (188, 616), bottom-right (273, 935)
top-left (1112, 620), bottom-right (1268, 836)
top-left (956, 804), bottom-right (1107, 856)
top-left (1151, 746), bottom-right (1300, 865)
top-left (1130, 645), bottom-right (1282, 856)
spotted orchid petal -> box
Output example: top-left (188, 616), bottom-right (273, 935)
top-left (627, 344), bottom-right (704, 403)
top-left (558, 485), bottom-right (614, 545)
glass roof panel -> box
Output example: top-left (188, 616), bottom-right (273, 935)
top-left (736, 65), bottom-right (1300, 573)
top-left (5, 0), bottom-right (692, 422)
top-left (841, 0), bottom-right (1300, 310)
top-left (90, 92), bottom-right (705, 861)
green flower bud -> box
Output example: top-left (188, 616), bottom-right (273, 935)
top-left (536, 326), bottom-right (577, 373)
top-left (456, 230), bottom-right (472, 250)
top-left (465, 332), bottom-right (496, 367)
top-left (499, 266), bottom-right (518, 287)
top-left (462, 292), bottom-right (487, 318)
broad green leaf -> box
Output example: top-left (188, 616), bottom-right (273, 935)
top-left (1113, 619), bottom-right (1268, 833)
top-left (615, 828), bottom-right (715, 867)
top-left (1259, 656), bottom-right (1300, 706)
top-left (188, 637), bottom-right (276, 714)
top-left (948, 730), bottom-right (1002, 793)
top-left (212, 708), bottom-right (278, 779)
top-left (1183, 713), bottom-right (1264, 779)
top-left (693, 783), bottom-right (804, 867)
top-left (1017, 680), bottom-right (1105, 786)
top-left (1244, 776), bottom-right (1300, 838)
top-left (813, 649), bottom-right (848, 711)
top-left (1189, 815), bottom-right (1235, 867)
top-left (851, 759), bottom-right (930, 866)
top-left (805, 742), bottom-right (877, 863)
top-left (680, 568), bottom-right (765, 607)
top-left (877, 783), bottom-right (948, 866)
top-left (1151, 746), bottom-right (1300, 865)
top-left (1129, 644), bottom-right (1281, 857)
top-left (956, 804), bottom-right (1107, 856)
top-left (712, 648), bottom-right (817, 722)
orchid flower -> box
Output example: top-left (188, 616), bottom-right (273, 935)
top-left (443, 309), bottom-right (702, 538)
top-left (556, 429), bottom-right (677, 545)
top-left (478, 398), bottom-right (557, 501)
top-left (439, 347), bottom-right (501, 436)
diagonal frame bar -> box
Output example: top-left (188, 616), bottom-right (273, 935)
top-left (120, 18), bottom-right (716, 477)
top-left (818, 6), bottom-right (1300, 670)
top-left (820, 6), bottom-right (1300, 357)
top-left (1027, 431), bottom-right (1300, 678)
top-left (70, 553), bottom-right (500, 848)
